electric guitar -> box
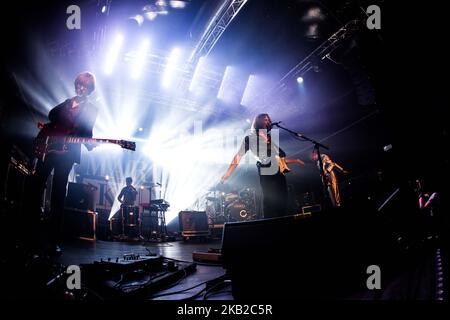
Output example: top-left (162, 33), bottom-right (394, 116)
top-left (33, 122), bottom-right (136, 162)
top-left (278, 157), bottom-right (305, 175)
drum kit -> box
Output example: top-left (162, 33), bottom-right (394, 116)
top-left (110, 205), bottom-right (141, 240)
top-left (205, 185), bottom-right (257, 223)
top-left (110, 182), bottom-right (170, 241)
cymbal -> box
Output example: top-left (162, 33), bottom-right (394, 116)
top-left (208, 183), bottom-right (228, 192)
top-left (146, 182), bottom-right (162, 188)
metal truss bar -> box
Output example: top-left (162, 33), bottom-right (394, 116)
top-left (189, 0), bottom-right (249, 64)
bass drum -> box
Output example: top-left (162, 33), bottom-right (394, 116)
top-left (227, 200), bottom-right (255, 222)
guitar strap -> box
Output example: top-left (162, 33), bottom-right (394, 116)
top-left (69, 97), bottom-right (85, 135)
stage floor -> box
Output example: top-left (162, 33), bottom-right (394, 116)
top-left (56, 238), bottom-right (232, 300)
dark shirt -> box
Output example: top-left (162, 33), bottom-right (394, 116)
top-left (118, 186), bottom-right (138, 206)
top-left (48, 97), bottom-right (98, 163)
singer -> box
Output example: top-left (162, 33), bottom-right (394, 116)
top-left (118, 177), bottom-right (138, 207)
top-left (221, 113), bottom-right (304, 218)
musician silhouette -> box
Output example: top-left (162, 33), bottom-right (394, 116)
top-left (311, 151), bottom-right (348, 208)
top-left (26, 71), bottom-right (98, 256)
top-left (117, 177), bottom-right (138, 207)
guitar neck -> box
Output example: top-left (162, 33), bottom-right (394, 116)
top-left (65, 137), bottom-right (119, 145)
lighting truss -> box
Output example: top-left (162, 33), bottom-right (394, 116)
top-left (260, 19), bottom-right (363, 108)
top-left (188, 0), bottom-right (249, 65)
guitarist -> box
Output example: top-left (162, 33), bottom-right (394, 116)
top-left (221, 114), bottom-right (304, 219)
top-left (26, 71), bottom-right (98, 256)
top-left (311, 151), bottom-right (348, 208)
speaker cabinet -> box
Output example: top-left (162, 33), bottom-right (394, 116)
top-left (65, 182), bottom-right (96, 211)
top-left (179, 211), bottom-right (210, 238)
top-left (221, 208), bottom-right (392, 299)
top-left (64, 207), bottom-right (96, 241)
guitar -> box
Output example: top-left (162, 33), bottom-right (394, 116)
top-left (34, 122), bottom-right (136, 162)
top-left (278, 157), bottom-right (305, 175)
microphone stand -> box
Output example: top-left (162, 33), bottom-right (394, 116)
top-left (272, 123), bottom-right (332, 209)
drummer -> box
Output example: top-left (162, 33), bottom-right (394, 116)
top-left (117, 177), bottom-right (138, 207)
top-left (224, 190), bottom-right (239, 203)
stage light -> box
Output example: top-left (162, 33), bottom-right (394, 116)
top-left (131, 14), bottom-right (145, 26)
top-left (162, 47), bottom-right (181, 88)
top-left (217, 66), bottom-right (248, 105)
top-left (131, 39), bottom-right (150, 80)
top-left (302, 6), bottom-right (325, 40)
top-left (156, 0), bottom-right (169, 14)
top-left (217, 66), bottom-right (232, 100)
top-left (189, 56), bottom-right (205, 92)
top-left (138, 127), bottom-right (144, 132)
top-left (104, 33), bottom-right (124, 75)
top-left (302, 7), bottom-right (325, 22)
top-left (306, 23), bottom-right (320, 40)
top-left (101, 5), bottom-right (107, 13)
top-left (240, 74), bottom-right (266, 107)
top-left (170, 1), bottom-right (187, 9)
top-left (297, 77), bottom-right (304, 84)
top-left (145, 11), bottom-right (158, 20)
top-left (141, 118), bottom-right (248, 223)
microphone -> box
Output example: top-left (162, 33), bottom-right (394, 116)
top-left (270, 121), bottom-right (282, 128)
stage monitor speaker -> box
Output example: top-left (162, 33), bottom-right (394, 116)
top-left (95, 208), bottom-right (111, 240)
top-left (221, 209), bottom-right (392, 299)
top-left (179, 211), bottom-right (209, 237)
top-left (66, 182), bottom-right (96, 211)
top-left (64, 207), bottom-right (96, 241)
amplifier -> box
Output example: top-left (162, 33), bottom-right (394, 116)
top-left (64, 207), bottom-right (96, 241)
top-left (193, 251), bottom-right (222, 263)
top-left (302, 204), bottom-right (321, 214)
top-left (65, 182), bottom-right (96, 211)
top-left (179, 211), bottom-right (210, 239)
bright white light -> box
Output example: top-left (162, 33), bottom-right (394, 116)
top-left (306, 23), bottom-right (319, 39)
top-left (104, 33), bottom-right (124, 75)
top-left (170, 1), bottom-right (187, 9)
top-left (138, 127), bottom-right (144, 132)
top-left (101, 5), bottom-right (107, 13)
top-left (145, 11), bottom-right (158, 20)
top-left (297, 77), bottom-right (304, 84)
top-left (241, 74), bottom-right (256, 106)
top-left (131, 39), bottom-right (150, 80)
top-left (141, 118), bottom-right (248, 223)
top-left (217, 66), bottom-right (232, 100)
top-left (162, 48), bottom-right (181, 88)
top-left (189, 56), bottom-right (205, 92)
top-left (131, 15), bottom-right (145, 26)
top-left (306, 7), bottom-right (324, 20)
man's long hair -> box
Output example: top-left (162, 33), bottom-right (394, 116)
top-left (251, 113), bottom-right (272, 133)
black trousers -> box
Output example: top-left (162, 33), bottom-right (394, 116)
top-left (25, 153), bottom-right (74, 246)
top-left (259, 170), bottom-right (288, 218)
